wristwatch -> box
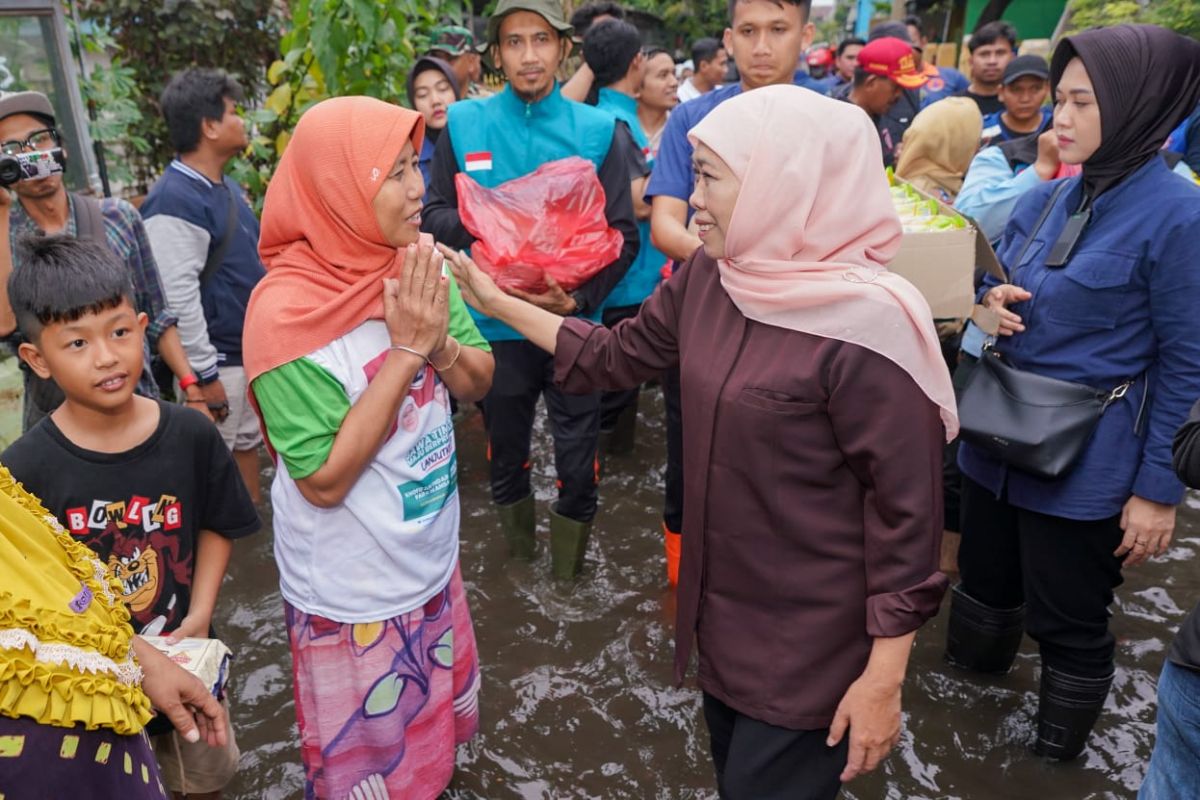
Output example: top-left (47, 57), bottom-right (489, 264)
top-left (569, 290), bottom-right (587, 316)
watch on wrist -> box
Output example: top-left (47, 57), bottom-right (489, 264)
top-left (569, 290), bottom-right (587, 316)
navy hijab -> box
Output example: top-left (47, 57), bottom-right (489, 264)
top-left (1050, 24), bottom-right (1200, 199)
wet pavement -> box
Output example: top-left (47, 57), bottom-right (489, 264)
top-left (221, 387), bottom-right (1199, 799)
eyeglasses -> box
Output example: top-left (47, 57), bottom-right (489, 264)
top-left (1, 128), bottom-right (60, 157)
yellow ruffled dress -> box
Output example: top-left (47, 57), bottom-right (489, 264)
top-left (0, 465), bottom-right (152, 734)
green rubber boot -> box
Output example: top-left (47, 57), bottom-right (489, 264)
top-left (549, 509), bottom-right (593, 580)
top-left (496, 495), bottom-right (537, 559)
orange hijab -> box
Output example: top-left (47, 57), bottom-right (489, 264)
top-left (243, 96), bottom-right (425, 382)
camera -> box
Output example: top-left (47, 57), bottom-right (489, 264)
top-left (0, 148), bottom-right (66, 187)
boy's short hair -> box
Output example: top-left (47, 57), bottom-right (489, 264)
top-left (160, 68), bottom-right (245, 154)
top-left (727, 0), bottom-right (812, 23)
top-left (584, 20), bottom-right (643, 88)
top-left (8, 235), bottom-right (135, 341)
top-left (969, 21), bottom-right (1018, 53)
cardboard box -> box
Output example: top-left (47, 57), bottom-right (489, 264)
top-left (886, 179), bottom-right (1002, 320)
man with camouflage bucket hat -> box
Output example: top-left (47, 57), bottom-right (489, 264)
top-left (429, 24), bottom-right (492, 98)
top-left (422, 0), bottom-right (640, 580)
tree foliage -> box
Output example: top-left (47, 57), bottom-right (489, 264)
top-left (227, 0), bottom-right (461, 210)
top-left (624, 0), bottom-right (730, 50)
top-left (1065, 0), bottom-right (1200, 39)
top-left (75, 0), bottom-right (281, 192)
top-left (68, 20), bottom-right (150, 188)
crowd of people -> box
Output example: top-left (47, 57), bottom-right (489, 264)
top-left (1, 0), bottom-right (1200, 798)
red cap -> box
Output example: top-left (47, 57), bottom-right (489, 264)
top-left (857, 37), bottom-right (927, 89)
top-left (807, 46), bottom-right (834, 68)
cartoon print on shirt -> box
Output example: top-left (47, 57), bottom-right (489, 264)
top-left (65, 492), bottom-right (193, 630)
top-left (109, 539), bottom-right (160, 613)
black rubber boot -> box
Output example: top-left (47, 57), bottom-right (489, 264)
top-left (1033, 666), bottom-right (1113, 761)
top-left (549, 508), bottom-right (592, 580)
top-left (944, 584), bottom-right (1026, 674)
top-left (496, 495), bottom-right (537, 560)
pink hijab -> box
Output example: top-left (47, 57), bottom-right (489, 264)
top-left (688, 84), bottom-right (958, 440)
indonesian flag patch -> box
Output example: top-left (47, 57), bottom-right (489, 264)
top-left (465, 151), bottom-right (493, 172)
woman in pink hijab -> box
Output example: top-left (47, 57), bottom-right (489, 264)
top-left (443, 84), bottom-right (956, 799)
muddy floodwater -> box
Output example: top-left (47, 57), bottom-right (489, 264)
top-left (220, 388), bottom-right (1200, 799)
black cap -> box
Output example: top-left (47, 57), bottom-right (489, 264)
top-left (869, 21), bottom-right (912, 45)
top-left (1002, 54), bottom-right (1050, 85)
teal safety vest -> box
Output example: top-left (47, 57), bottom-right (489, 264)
top-left (447, 84), bottom-right (616, 341)
top-left (595, 87), bottom-right (667, 311)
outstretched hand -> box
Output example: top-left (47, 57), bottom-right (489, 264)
top-left (437, 244), bottom-right (506, 318)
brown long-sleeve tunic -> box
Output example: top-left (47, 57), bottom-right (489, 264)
top-left (554, 250), bottom-right (949, 730)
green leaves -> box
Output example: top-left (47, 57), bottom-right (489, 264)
top-left (74, 0), bottom-right (460, 205)
top-left (74, 0), bottom-right (282, 193)
top-left (1065, 0), bottom-right (1200, 37)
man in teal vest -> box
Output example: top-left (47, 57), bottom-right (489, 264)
top-left (582, 19), bottom-right (669, 455)
top-left (422, 0), bottom-right (639, 579)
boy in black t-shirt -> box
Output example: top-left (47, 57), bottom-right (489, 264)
top-left (2, 235), bottom-right (259, 799)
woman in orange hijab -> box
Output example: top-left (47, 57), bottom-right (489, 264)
top-left (242, 96), bottom-right (494, 799)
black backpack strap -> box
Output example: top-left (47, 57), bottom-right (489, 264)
top-left (199, 183), bottom-right (239, 288)
top-left (71, 193), bottom-right (105, 242)
top-left (1010, 179), bottom-right (1071, 276)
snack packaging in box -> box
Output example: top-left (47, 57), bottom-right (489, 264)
top-left (885, 171), bottom-right (1002, 319)
top-left (141, 635), bottom-right (232, 698)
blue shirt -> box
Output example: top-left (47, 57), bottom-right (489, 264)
top-left (919, 66), bottom-right (969, 107)
top-left (955, 145), bottom-right (1043, 244)
top-left (980, 107), bottom-right (1053, 147)
top-left (958, 158), bottom-right (1200, 519)
top-left (646, 82), bottom-right (742, 206)
top-left (792, 70), bottom-right (831, 96)
top-left (645, 82), bottom-right (744, 272)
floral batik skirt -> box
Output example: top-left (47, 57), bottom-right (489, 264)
top-left (284, 562), bottom-right (480, 800)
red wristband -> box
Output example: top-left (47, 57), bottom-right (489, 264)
top-left (178, 374), bottom-right (199, 391)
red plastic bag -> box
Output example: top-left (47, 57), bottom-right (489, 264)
top-left (455, 156), bottom-right (623, 293)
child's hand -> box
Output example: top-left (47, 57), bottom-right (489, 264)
top-left (165, 613), bottom-right (211, 645)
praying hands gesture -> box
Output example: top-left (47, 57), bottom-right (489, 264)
top-left (387, 235), bottom-right (450, 361)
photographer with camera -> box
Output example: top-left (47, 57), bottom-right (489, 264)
top-left (0, 91), bottom-right (198, 431)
